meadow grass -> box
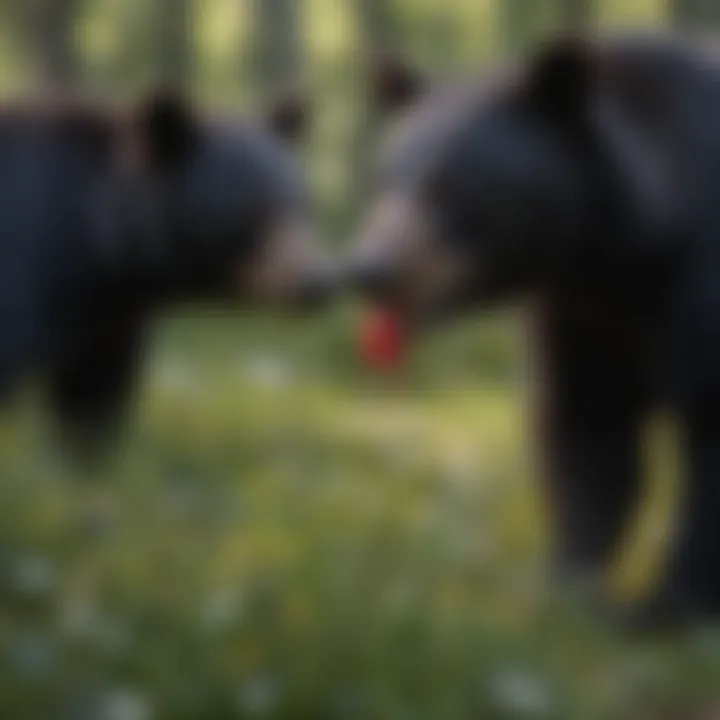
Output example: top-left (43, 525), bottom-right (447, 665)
top-left (0, 310), bottom-right (717, 719)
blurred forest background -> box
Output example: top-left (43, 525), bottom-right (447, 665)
top-left (1, 1), bottom-right (720, 719)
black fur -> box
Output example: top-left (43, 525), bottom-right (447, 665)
top-left (359, 32), bottom-right (720, 630)
top-left (0, 92), bottom-right (312, 458)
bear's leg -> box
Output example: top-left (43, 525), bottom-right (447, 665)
top-left (615, 400), bottom-right (720, 634)
top-left (0, 287), bottom-right (47, 400)
top-left (531, 302), bottom-right (647, 589)
top-left (0, 334), bottom-right (35, 400)
top-left (614, 259), bottom-right (720, 633)
top-left (624, 396), bottom-right (720, 632)
top-left (48, 317), bottom-right (144, 461)
top-left (672, 406), bottom-right (720, 604)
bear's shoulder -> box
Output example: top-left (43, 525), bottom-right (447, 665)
top-left (0, 97), bottom-right (118, 158)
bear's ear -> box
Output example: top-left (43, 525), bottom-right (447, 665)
top-left (266, 89), bottom-right (308, 143)
top-left (526, 36), bottom-right (596, 122)
top-left (134, 88), bottom-right (198, 167)
top-left (369, 52), bottom-right (426, 114)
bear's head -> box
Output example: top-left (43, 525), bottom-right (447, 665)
top-left (350, 36), bottom-right (676, 328)
top-left (120, 89), bottom-right (335, 311)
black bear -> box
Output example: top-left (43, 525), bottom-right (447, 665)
top-left (0, 90), bottom-right (333, 455)
top-left (350, 32), bottom-right (720, 631)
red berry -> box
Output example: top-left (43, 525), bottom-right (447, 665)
top-left (359, 309), bottom-right (407, 371)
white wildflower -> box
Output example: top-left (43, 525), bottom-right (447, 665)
top-left (11, 555), bottom-right (55, 598)
top-left (96, 688), bottom-right (152, 720)
top-left (242, 353), bottom-right (294, 391)
top-left (237, 676), bottom-right (280, 717)
top-left (489, 669), bottom-right (554, 718)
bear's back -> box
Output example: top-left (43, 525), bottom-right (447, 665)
top-left (0, 103), bottom-right (117, 290)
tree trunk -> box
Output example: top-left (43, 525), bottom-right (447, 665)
top-left (355, 0), bottom-right (397, 52)
top-left (500, 0), bottom-right (548, 54)
top-left (29, 0), bottom-right (81, 92)
top-left (671, 0), bottom-right (720, 28)
top-left (153, 0), bottom-right (192, 88)
top-left (352, 0), bottom-right (397, 205)
top-left (556, 0), bottom-right (595, 31)
top-left (252, 0), bottom-right (301, 97)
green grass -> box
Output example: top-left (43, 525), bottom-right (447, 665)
top-left (0, 311), bottom-right (717, 719)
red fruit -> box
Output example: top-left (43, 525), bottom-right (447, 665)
top-left (359, 308), bottom-right (408, 371)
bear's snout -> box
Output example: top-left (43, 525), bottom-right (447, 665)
top-left (292, 267), bottom-right (340, 311)
top-left (350, 193), bottom-right (467, 318)
top-left (348, 258), bottom-right (399, 304)
top-left (243, 216), bottom-right (336, 310)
